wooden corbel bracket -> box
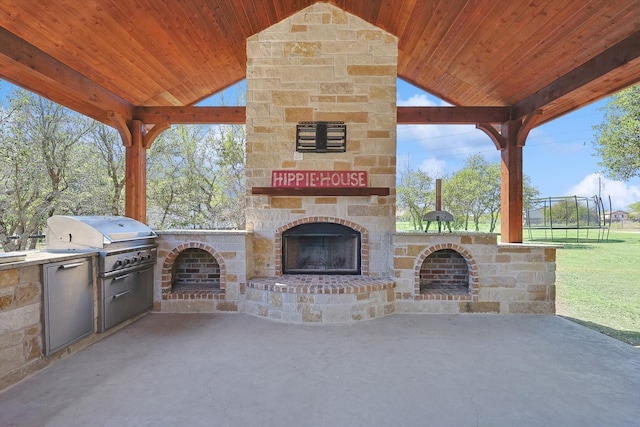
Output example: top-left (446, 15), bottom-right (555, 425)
top-left (107, 110), bottom-right (132, 147)
top-left (143, 123), bottom-right (170, 149)
top-left (476, 109), bottom-right (543, 150)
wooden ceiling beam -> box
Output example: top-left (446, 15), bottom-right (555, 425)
top-left (132, 105), bottom-right (521, 126)
top-left (134, 105), bottom-right (514, 126)
top-left (0, 27), bottom-right (133, 124)
top-left (397, 106), bottom-right (511, 124)
top-left (512, 30), bottom-right (640, 120)
top-left (134, 106), bottom-right (246, 124)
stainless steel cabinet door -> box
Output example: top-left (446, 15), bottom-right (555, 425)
top-left (44, 258), bottom-right (94, 354)
top-left (101, 267), bottom-right (153, 331)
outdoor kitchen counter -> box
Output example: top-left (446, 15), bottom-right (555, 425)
top-left (0, 249), bottom-right (99, 271)
top-left (0, 249), bottom-right (100, 392)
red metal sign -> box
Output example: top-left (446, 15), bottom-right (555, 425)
top-left (271, 170), bottom-right (368, 188)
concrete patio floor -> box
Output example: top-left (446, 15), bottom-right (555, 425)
top-left (1, 313), bottom-right (638, 427)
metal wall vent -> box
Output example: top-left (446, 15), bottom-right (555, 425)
top-left (296, 121), bottom-right (346, 153)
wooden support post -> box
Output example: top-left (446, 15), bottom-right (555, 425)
top-left (125, 120), bottom-right (147, 223)
top-left (114, 118), bottom-right (167, 224)
top-left (477, 111), bottom-right (541, 243)
top-left (500, 120), bottom-right (524, 243)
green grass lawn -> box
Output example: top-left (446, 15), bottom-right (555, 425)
top-left (542, 230), bottom-right (640, 347)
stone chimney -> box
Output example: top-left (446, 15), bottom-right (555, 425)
top-left (245, 2), bottom-right (398, 278)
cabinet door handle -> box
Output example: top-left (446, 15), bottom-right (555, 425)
top-left (60, 262), bottom-right (84, 269)
top-left (113, 274), bottom-right (130, 281)
top-left (112, 290), bottom-right (131, 299)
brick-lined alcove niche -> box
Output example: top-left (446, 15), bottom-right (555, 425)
top-left (161, 242), bottom-right (226, 301)
top-left (415, 244), bottom-right (478, 301)
top-left (420, 249), bottom-right (468, 291)
top-left (172, 248), bottom-right (221, 292)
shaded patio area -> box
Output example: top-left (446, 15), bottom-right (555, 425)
top-left (1, 313), bottom-right (638, 427)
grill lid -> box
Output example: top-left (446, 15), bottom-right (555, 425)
top-left (423, 210), bottom-right (454, 222)
top-left (46, 215), bottom-right (157, 250)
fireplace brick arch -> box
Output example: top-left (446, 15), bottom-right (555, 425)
top-left (161, 242), bottom-right (227, 297)
top-left (275, 217), bottom-right (369, 276)
top-left (413, 243), bottom-right (479, 300)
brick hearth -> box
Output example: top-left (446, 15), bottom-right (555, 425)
top-left (246, 275), bottom-right (395, 323)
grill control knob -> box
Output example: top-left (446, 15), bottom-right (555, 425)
top-left (114, 260), bottom-right (123, 269)
top-left (123, 258), bottom-right (131, 267)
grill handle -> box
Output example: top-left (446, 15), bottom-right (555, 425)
top-left (59, 262), bottom-right (84, 269)
top-left (112, 290), bottom-right (131, 299)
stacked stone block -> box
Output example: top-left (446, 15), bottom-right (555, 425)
top-left (245, 3), bottom-right (398, 278)
top-left (155, 231), bottom-right (252, 313)
top-left (393, 233), bottom-right (556, 314)
top-left (0, 265), bottom-right (42, 384)
top-left (245, 276), bottom-right (395, 323)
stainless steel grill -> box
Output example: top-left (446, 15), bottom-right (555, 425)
top-left (46, 215), bottom-right (157, 332)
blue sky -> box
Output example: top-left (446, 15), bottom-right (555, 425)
top-left (2, 78), bottom-right (638, 211)
top-left (395, 79), bottom-right (640, 211)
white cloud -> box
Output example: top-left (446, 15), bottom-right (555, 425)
top-left (418, 157), bottom-right (447, 177)
top-left (397, 154), bottom-right (445, 177)
top-left (396, 91), bottom-right (501, 171)
top-left (566, 173), bottom-right (640, 211)
top-left (398, 93), bottom-right (450, 107)
top-left (398, 124), bottom-right (499, 163)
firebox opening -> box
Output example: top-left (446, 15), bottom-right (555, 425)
top-left (419, 249), bottom-right (469, 294)
top-left (282, 223), bottom-right (361, 275)
top-left (171, 248), bottom-right (221, 292)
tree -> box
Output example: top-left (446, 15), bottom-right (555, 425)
top-left (444, 155), bottom-right (499, 232)
top-left (82, 122), bottom-right (126, 216)
top-left (147, 123), bottom-right (246, 230)
top-left (443, 155), bottom-right (539, 232)
top-left (0, 89), bottom-right (92, 251)
top-left (625, 201), bottom-right (640, 220)
top-left (396, 158), bottom-right (435, 230)
top-left (0, 86), bottom-right (246, 250)
top-left (593, 85), bottom-right (640, 181)
top-left (207, 124), bottom-right (246, 228)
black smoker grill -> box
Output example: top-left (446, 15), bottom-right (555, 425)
top-left (46, 216), bottom-right (157, 332)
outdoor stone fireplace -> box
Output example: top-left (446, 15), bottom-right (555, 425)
top-left (152, 3), bottom-right (556, 321)
top-left (245, 3), bottom-right (396, 281)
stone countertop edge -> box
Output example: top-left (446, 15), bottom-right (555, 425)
top-left (0, 249), bottom-right (99, 271)
top-left (497, 242), bottom-right (564, 249)
top-left (156, 229), bottom-right (253, 235)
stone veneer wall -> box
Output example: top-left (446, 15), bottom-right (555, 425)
top-left (0, 254), bottom-right (109, 391)
top-left (0, 265), bottom-right (42, 382)
top-left (155, 231), bottom-right (252, 313)
top-left (393, 233), bottom-right (556, 314)
top-left (245, 3), bottom-right (398, 278)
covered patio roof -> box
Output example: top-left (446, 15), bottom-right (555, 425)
top-left (1, 1), bottom-right (639, 241)
top-left (0, 0), bottom-right (638, 125)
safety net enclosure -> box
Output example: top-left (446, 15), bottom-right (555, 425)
top-left (525, 195), bottom-right (612, 242)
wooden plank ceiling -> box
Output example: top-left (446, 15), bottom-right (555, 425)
top-left (0, 0), bottom-right (638, 126)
